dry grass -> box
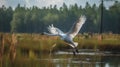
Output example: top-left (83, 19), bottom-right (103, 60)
top-left (1, 33), bottom-right (120, 56)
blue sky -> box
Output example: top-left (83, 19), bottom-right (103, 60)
top-left (0, 0), bottom-right (118, 9)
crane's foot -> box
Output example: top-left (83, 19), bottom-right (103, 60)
top-left (75, 47), bottom-right (79, 53)
top-left (75, 48), bottom-right (79, 53)
top-left (73, 48), bottom-right (79, 56)
top-left (73, 51), bottom-right (76, 56)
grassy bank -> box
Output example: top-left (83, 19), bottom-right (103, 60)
top-left (1, 33), bottom-right (120, 53)
top-left (0, 33), bottom-right (120, 67)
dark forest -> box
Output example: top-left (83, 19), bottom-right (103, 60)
top-left (0, 1), bottom-right (120, 33)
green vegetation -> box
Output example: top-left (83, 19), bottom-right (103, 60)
top-left (0, 1), bottom-right (120, 67)
top-left (0, 33), bottom-right (120, 61)
top-left (0, 1), bottom-right (120, 33)
top-left (17, 33), bottom-right (120, 53)
top-left (1, 33), bottom-right (120, 54)
top-left (0, 33), bottom-right (120, 67)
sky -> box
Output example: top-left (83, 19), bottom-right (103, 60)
top-left (0, 0), bottom-right (119, 9)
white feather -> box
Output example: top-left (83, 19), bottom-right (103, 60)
top-left (67, 15), bottom-right (86, 38)
top-left (44, 15), bottom-right (86, 48)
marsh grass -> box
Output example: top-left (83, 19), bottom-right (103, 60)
top-left (1, 33), bottom-right (120, 58)
top-left (19, 33), bottom-right (120, 53)
top-left (0, 33), bottom-right (120, 67)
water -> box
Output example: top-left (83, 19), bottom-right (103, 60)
top-left (2, 49), bottom-right (120, 67)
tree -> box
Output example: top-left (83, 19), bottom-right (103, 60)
top-left (0, 1), bottom-right (119, 33)
top-left (0, 5), bottom-right (13, 32)
top-left (11, 4), bottom-right (26, 32)
top-left (107, 1), bottom-right (120, 33)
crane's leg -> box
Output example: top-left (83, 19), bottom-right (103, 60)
top-left (73, 47), bottom-right (79, 56)
top-left (73, 51), bottom-right (76, 56)
top-left (75, 47), bottom-right (79, 53)
top-left (68, 42), bottom-right (79, 55)
top-left (73, 48), bottom-right (77, 56)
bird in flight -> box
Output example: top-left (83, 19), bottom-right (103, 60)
top-left (44, 15), bottom-right (86, 55)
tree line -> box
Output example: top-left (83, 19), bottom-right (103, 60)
top-left (0, 1), bottom-right (120, 33)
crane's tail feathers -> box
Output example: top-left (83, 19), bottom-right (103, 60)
top-left (69, 44), bottom-right (74, 48)
top-left (69, 42), bottom-right (78, 48)
top-left (74, 42), bottom-right (78, 47)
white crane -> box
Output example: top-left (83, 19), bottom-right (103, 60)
top-left (44, 15), bottom-right (86, 55)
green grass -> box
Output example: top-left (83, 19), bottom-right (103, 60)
top-left (0, 33), bottom-right (120, 63)
top-left (0, 33), bottom-right (120, 66)
top-left (17, 33), bottom-right (120, 52)
top-left (1, 33), bottom-right (120, 56)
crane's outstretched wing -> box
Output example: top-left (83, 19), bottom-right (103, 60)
top-left (44, 24), bottom-right (64, 36)
top-left (48, 24), bottom-right (58, 34)
top-left (67, 15), bottom-right (86, 38)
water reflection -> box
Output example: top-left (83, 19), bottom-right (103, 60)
top-left (3, 50), bottom-right (120, 67)
top-left (37, 53), bottom-right (120, 67)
